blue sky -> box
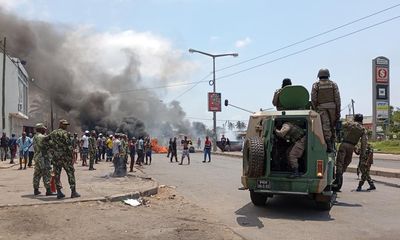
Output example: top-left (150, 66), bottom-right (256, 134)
top-left (2, 0), bottom-right (400, 127)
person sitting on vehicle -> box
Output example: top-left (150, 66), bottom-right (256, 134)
top-left (272, 78), bottom-right (292, 110)
top-left (275, 122), bottom-right (306, 178)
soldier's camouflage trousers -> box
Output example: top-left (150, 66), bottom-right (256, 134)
top-left (288, 136), bottom-right (306, 169)
top-left (336, 142), bottom-right (355, 175)
top-left (89, 150), bottom-right (96, 168)
top-left (54, 159), bottom-right (76, 190)
top-left (318, 108), bottom-right (337, 142)
top-left (33, 158), bottom-right (51, 189)
top-left (359, 162), bottom-right (372, 184)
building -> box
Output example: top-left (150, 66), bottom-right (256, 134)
top-left (0, 53), bottom-right (30, 137)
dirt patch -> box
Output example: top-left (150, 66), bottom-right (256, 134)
top-left (0, 187), bottom-right (242, 240)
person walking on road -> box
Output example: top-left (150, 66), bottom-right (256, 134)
top-left (179, 136), bottom-right (190, 165)
top-left (333, 114), bottom-right (367, 192)
top-left (355, 144), bottom-right (376, 191)
top-left (0, 132), bottom-right (9, 162)
top-left (106, 135), bottom-right (113, 162)
top-left (81, 131), bottom-right (90, 166)
top-left (47, 119), bottom-right (80, 199)
top-left (129, 137), bottom-right (136, 172)
top-left (167, 138), bottom-right (172, 158)
top-left (197, 137), bottom-right (201, 150)
top-left (170, 137), bottom-right (178, 163)
top-left (72, 133), bottom-right (79, 164)
top-left (16, 132), bottom-right (32, 170)
top-left (28, 133), bottom-right (34, 167)
top-left (136, 137), bottom-right (144, 166)
top-left (32, 123), bottom-right (54, 196)
top-left (311, 68), bottom-right (341, 153)
top-left (203, 136), bottom-right (212, 163)
top-left (9, 133), bottom-right (17, 164)
top-left (88, 130), bottom-right (97, 170)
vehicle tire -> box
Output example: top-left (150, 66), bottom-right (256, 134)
top-left (250, 190), bottom-right (268, 206)
top-left (315, 200), bottom-right (332, 211)
top-left (243, 137), bottom-right (264, 177)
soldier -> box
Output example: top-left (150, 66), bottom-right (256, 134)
top-left (272, 78), bottom-right (292, 110)
top-left (275, 121), bottom-right (306, 178)
top-left (72, 133), bottom-right (79, 164)
top-left (333, 114), bottom-right (367, 192)
top-left (311, 68), bottom-right (341, 152)
top-left (32, 123), bottom-right (54, 196)
top-left (48, 119), bottom-right (80, 199)
top-left (355, 144), bottom-right (376, 191)
top-left (119, 134), bottom-right (127, 164)
top-left (88, 130), bottom-right (97, 170)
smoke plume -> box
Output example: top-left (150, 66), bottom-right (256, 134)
top-left (0, 8), bottom-right (207, 140)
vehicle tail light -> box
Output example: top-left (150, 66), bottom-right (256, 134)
top-left (317, 160), bottom-right (323, 178)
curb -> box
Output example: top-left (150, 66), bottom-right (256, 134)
top-left (210, 151), bottom-right (400, 179)
top-left (0, 180), bottom-right (159, 208)
top-left (0, 163), bottom-right (19, 169)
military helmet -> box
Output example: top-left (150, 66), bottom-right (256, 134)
top-left (35, 123), bottom-right (47, 130)
top-left (354, 113), bottom-right (363, 123)
top-left (317, 68), bottom-right (330, 78)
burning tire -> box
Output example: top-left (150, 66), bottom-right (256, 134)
top-left (243, 137), bottom-right (264, 177)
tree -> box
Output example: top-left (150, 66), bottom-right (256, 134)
top-left (236, 121), bottom-right (246, 131)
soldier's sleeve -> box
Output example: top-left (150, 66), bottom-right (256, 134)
top-left (333, 82), bottom-right (341, 119)
top-left (359, 129), bottom-right (368, 160)
top-left (310, 83), bottom-right (318, 110)
top-left (275, 123), bottom-right (290, 139)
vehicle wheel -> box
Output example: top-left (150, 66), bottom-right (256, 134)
top-left (243, 137), bottom-right (264, 177)
top-left (315, 201), bottom-right (332, 211)
top-left (250, 190), bottom-right (268, 206)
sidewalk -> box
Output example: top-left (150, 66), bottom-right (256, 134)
top-left (207, 150), bottom-right (400, 182)
top-left (0, 160), bottom-right (158, 207)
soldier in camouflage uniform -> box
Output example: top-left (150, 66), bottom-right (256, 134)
top-left (88, 130), bottom-right (97, 170)
top-left (311, 68), bottom-right (341, 152)
top-left (32, 123), bottom-right (54, 196)
top-left (333, 114), bottom-right (367, 192)
top-left (275, 122), bottom-right (306, 178)
top-left (272, 78), bottom-right (292, 110)
top-left (355, 144), bottom-right (376, 191)
top-left (47, 119), bottom-right (81, 199)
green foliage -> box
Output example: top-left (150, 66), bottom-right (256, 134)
top-left (370, 140), bottom-right (400, 154)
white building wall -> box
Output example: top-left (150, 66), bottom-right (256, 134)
top-left (0, 54), bottom-right (29, 137)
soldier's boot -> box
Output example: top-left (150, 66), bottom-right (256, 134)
top-left (367, 181), bottom-right (376, 191)
top-left (89, 163), bottom-right (96, 171)
top-left (332, 173), bottom-right (343, 192)
top-left (34, 188), bottom-right (41, 195)
top-left (46, 188), bottom-right (55, 196)
top-left (57, 188), bottom-right (65, 199)
top-left (288, 168), bottom-right (300, 179)
top-left (356, 181), bottom-right (364, 192)
top-left (71, 187), bottom-right (81, 198)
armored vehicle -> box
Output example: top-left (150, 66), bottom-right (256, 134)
top-left (241, 85), bottom-right (336, 210)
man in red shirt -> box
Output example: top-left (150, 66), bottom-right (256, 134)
top-left (203, 136), bottom-right (212, 163)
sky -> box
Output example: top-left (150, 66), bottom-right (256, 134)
top-left (1, 0), bottom-right (399, 129)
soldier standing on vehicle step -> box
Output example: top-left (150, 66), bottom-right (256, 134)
top-left (32, 123), bottom-right (54, 196)
top-left (48, 119), bottom-right (81, 199)
top-left (275, 122), bottom-right (306, 178)
top-left (333, 114), bottom-right (367, 192)
top-left (272, 78), bottom-right (292, 110)
top-left (311, 68), bottom-right (341, 152)
top-left (355, 143), bottom-right (376, 191)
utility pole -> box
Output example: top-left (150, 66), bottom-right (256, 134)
top-left (351, 99), bottom-right (355, 116)
top-left (2, 37), bottom-right (6, 131)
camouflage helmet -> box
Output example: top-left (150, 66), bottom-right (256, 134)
top-left (354, 113), bottom-right (363, 123)
top-left (317, 68), bottom-right (330, 78)
top-left (35, 123), bottom-right (47, 130)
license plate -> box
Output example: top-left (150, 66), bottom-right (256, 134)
top-left (257, 180), bottom-right (270, 189)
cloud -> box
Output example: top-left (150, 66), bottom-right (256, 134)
top-left (209, 36), bottom-right (220, 41)
top-left (235, 37), bottom-right (252, 48)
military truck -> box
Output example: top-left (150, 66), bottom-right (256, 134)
top-left (241, 85), bottom-right (336, 210)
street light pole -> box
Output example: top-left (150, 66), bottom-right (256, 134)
top-left (188, 48), bottom-right (238, 152)
top-left (1, 37), bottom-right (6, 131)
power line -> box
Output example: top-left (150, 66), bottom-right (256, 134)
top-left (216, 3), bottom-right (400, 73)
top-left (215, 15), bottom-right (400, 81)
top-left (186, 116), bottom-right (247, 122)
top-left (171, 72), bottom-right (212, 101)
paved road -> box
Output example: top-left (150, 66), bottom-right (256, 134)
top-left (144, 153), bottom-right (400, 240)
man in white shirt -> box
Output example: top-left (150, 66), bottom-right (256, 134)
top-left (81, 131), bottom-right (90, 166)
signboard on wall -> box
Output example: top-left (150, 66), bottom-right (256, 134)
top-left (208, 92), bottom-right (221, 112)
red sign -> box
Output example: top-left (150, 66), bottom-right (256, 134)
top-left (376, 67), bottom-right (388, 83)
top-left (208, 92), bottom-right (221, 112)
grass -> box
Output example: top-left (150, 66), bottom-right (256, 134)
top-left (370, 140), bottom-right (400, 154)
